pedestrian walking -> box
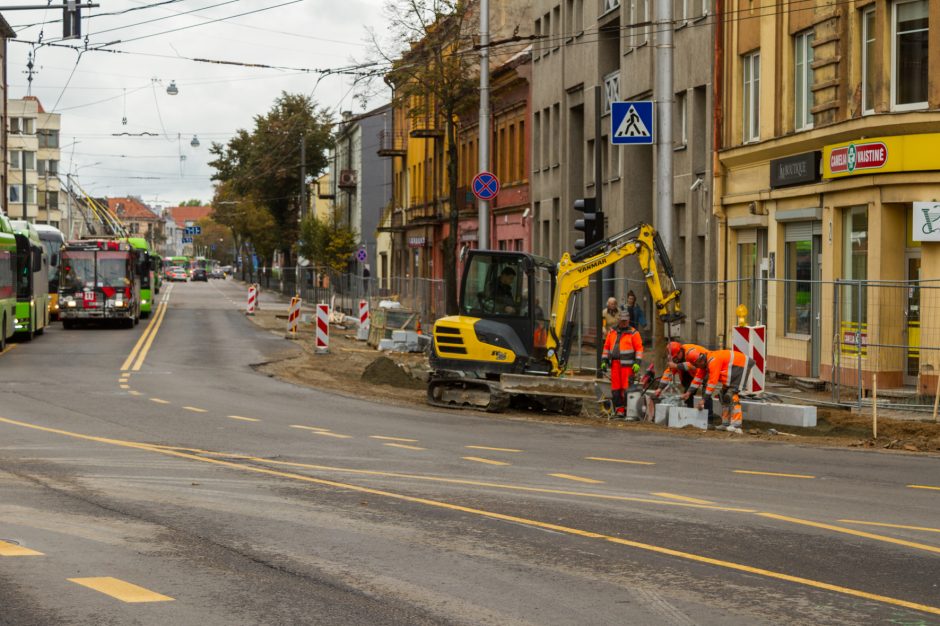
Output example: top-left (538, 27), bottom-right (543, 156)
top-left (601, 297), bottom-right (621, 332)
top-left (601, 311), bottom-right (644, 420)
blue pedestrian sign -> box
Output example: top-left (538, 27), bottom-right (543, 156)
top-left (471, 171), bottom-right (500, 201)
top-left (611, 101), bottom-right (654, 145)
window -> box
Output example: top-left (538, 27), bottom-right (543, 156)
top-left (551, 103), bottom-right (561, 163)
top-left (892, 0), bottom-right (928, 109)
top-left (785, 227), bottom-right (813, 335)
top-left (38, 130), bottom-right (59, 148)
top-left (9, 118), bottom-right (20, 134)
top-left (39, 190), bottom-right (59, 210)
top-left (23, 118), bottom-right (35, 134)
top-left (675, 90), bottom-right (688, 146)
top-left (38, 159), bottom-right (58, 176)
top-left (604, 0), bottom-right (621, 13)
top-left (794, 30), bottom-right (815, 130)
top-left (533, 111), bottom-right (541, 170)
top-left (603, 70), bottom-right (620, 114)
top-left (517, 120), bottom-right (525, 180)
top-left (742, 51), bottom-right (760, 142)
top-left (508, 124), bottom-right (516, 182)
top-left (862, 7), bottom-right (876, 114)
top-left (9, 185), bottom-right (36, 204)
top-left (10, 151), bottom-right (35, 170)
top-left (534, 18), bottom-right (542, 57)
top-left (842, 206), bottom-right (868, 324)
top-left (552, 4), bottom-right (561, 49)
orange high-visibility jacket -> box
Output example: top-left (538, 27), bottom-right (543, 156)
top-left (660, 344), bottom-right (708, 386)
top-left (602, 327), bottom-right (644, 365)
top-left (689, 349), bottom-right (748, 396)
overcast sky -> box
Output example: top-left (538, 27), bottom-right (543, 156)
top-left (5, 0), bottom-right (390, 208)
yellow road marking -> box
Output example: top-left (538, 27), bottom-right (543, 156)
top-left (0, 416), bottom-right (931, 618)
top-left (383, 442), bottom-right (425, 450)
top-left (227, 415), bottom-right (260, 422)
top-left (131, 299), bottom-right (170, 371)
top-left (759, 513), bottom-right (940, 556)
top-left (314, 431), bottom-right (351, 439)
top-left (463, 456), bottom-right (510, 466)
top-left (734, 470), bottom-right (815, 480)
top-left (149, 398), bottom-right (170, 405)
top-left (465, 445), bottom-right (522, 453)
top-left (68, 577), bottom-right (173, 603)
top-left (909, 484), bottom-right (940, 492)
top-left (586, 456), bottom-right (655, 466)
top-left (0, 343), bottom-right (19, 356)
top-left (128, 391), bottom-right (142, 396)
top-left (120, 301), bottom-right (166, 371)
top-left (839, 520), bottom-right (940, 534)
top-left (290, 424), bottom-right (330, 432)
top-left (119, 384), bottom-right (130, 390)
top-left (370, 436), bottom-right (419, 442)
top-left (652, 492), bottom-right (714, 505)
top-left (183, 406), bottom-right (208, 413)
top-left (0, 540), bottom-right (43, 556)
top-left (550, 473), bottom-right (604, 484)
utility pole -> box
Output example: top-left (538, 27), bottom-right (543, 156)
top-left (654, 0), bottom-right (674, 258)
top-left (299, 134), bottom-right (307, 222)
top-left (22, 151), bottom-right (28, 220)
top-left (477, 0), bottom-right (490, 250)
top-left (66, 173), bottom-right (72, 238)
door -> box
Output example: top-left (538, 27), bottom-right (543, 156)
top-left (811, 235), bottom-right (822, 377)
top-left (904, 253), bottom-right (921, 386)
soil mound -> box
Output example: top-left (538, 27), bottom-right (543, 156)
top-left (362, 356), bottom-right (425, 389)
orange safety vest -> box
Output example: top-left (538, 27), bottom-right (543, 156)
top-left (689, 349), bottom-right (749, 396)
top-left (602, 327), bottom-right (644, 365)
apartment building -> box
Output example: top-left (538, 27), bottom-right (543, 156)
top-left (0, 15), bottom-right (14, 217)
top-left (530, 0), bottom-right (717, 346)
top-left (716, 0), bottom-right (939, 391)
top-left (7, 97), bottom-right (62, 226)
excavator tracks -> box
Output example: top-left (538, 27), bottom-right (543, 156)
top-left (427, 377), bottom-right (511, 413)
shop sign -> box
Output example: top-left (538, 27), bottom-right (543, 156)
top-left (828, 142), bottom-right (887, 175)
top-left (913, 202), bottom-right (940, 242)
top-left (770, 151), bottom-right (821, 188)
top-left (823, 133), bottom-right (940, 178)
top-left (407, 236), bottom-right (426, 248)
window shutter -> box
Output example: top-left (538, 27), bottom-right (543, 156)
top-left (785, 222), bottom-right (813, 242)
top-left (736, 228), bottom-right (757, 244)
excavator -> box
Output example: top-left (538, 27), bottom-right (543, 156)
top-left (427, 222), bottom-right (685, 413)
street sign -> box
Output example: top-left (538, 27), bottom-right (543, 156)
top-left (356, 248), bottom-right (368, 262)
top-left (471, 171), bottom-right (500, 201)
top-left (184, 225), bottom-right (203, 236)
top-left (611, 101), bottom-right (654, 145)
top-left (181, 236), bottom-right (193, 244)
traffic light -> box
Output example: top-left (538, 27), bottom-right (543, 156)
top-left (573, 198), bottom-right (603, 250)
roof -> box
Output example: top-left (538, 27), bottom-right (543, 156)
top-left (167, 205), bottom-right (214, 224)
top-left (22, 96), bottom-right (46, 113)
top-left (107, 197), bottom-right (160, 221)
top-left (0, 14), bottom-right (15, 39)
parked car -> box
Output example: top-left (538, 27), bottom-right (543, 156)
top-left (191, 268), bottom-right (208, 282)
top-left (167, 266), bottom-right (188, 282)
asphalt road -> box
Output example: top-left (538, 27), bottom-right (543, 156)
top-left (0, 278), bottom-right (938, 625)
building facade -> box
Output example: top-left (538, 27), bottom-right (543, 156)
top-left (716, 0), bottom-right (940, 392)
top-left (7, 98), bottom-right (61, 226)
top-left (529, 0), bottom-right (717, 346)
top-left (0, 15), bottom-right (14, 217)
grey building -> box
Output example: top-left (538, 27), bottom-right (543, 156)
top-left (530, 0), bottom-right (717, 346)
top-left (330, 104), bottom-right (394, 276)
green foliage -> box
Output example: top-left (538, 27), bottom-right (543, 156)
top-left (298, 212), bottom-right (359, 274)
top-left (211, 182), bottom-right (279, 265)
top-left (192, 219), bottom-right (235, 264)
top-left (180, 199), bottom-right (204, 206)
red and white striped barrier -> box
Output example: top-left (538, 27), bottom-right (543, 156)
top-left (356, 299), bottom-right (370, 341)
top-left (286, 296), bottom-right (302, 338)
top-left (315, 303), bottom-right (330, 353)
top-left (732, 325), bottom-right (766, 392)
top-left (246, 285), bottom-right (257, 315)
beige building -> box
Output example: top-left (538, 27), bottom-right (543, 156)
top-left (0, 14), bottom-right (14, 217)
top-left (530, 0), bottom-right (717, 346)
top-left (716, 0), bottom-right (940, 393)
top-left (7, 97), bottom-right (61, 226)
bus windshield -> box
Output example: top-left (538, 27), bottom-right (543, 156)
top-left (15, 243), bottom-right (31, 299)
top-left (62, 250), bottom-right (132, 290)
top-left (40, 238), bottom-right (62, 292)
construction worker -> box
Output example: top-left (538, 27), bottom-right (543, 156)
top-left (601, 296), bottom-right (621, 332)
top-left (601, 310), bottom-right (644, 420)
top-left (684, 349), bottom-right (755, 434)
top-left (654, 342), bottom-right (709, 406)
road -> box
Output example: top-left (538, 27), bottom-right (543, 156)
top-left (0, 278), bottom-right (938, 625)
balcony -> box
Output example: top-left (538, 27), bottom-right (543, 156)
top-left (377, 130), bottom-right (407, 157)
top-left (409, 114), bottom-right (444, 139)
top-left (377, 207), bottom-right (405, 232)
top-left (406, 202), bottom-right (440, 223)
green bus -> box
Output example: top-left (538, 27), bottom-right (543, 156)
top-left (166, 255), bottom-right (191, 279)
top-left (10, 220), bottom-right (50, 339)
top-left (34, 224), bottom-right (66, 321)
top-left (0, 216), bottom-right (17, 351)
top-left (125, 237), bottom-right (155, 318)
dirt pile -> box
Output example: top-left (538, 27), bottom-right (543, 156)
top-left (361, 356), bottom-right (425, 389)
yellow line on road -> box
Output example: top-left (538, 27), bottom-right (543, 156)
top-left (0, 343), bottom-right (19, 356)
top-left (383, 442), bottom-right (425, 450)
top-left (0, 540), bottom-right (43, 556)
top-left (652, 492), bottom-right (714, 505)
top-left (734, 470), bottom-right (815, 480)
top-left (370, 436), bottom-right (419, 442)
top-left (227, 415), bottom-right (260, 422)
top-left (839, 520), bottom-right (940, 534)
top-left (120, 301), bottom-right (165, 371)
top-left (759, 513), bottom-right (940, 556)
top-left (131, 300), bottom-right (169, 371)
top-left (463, 456), bottom-right (510, 466)
top-left (290, 424), bottom-right (330, 432)
top-left (465, 445), bottom-right (522, 453)
top-left (68, 577), bottom-right (173, 603)
top-left (150, 398), bottom-right (170, 405)
top-left (586, 457), bottom-right (655, 465)
top-left (550, 473), bottom-right (604, 485)
top-left (119, 384), bottom-right (130, 390)
top-left (909, 484), bottom-right (940, 491)
top-left (0, 415), bottom-right (930, 618)
top-left (127, 391), bottom-right (142, 396)
top-left (183, 406), bottom-right (208, 413)
top-left (314, 431), bottom-right (351, 439)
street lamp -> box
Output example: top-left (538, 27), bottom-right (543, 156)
top-left (166, 81), bottom-right (179, 96)
top-left (190, 135), bottom-right (200, 148)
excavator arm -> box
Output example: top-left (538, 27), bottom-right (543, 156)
top-left (547, 223), bottom-right (684, 373)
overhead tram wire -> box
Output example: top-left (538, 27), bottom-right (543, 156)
top-left (12, 0), bottom-right (187, 30)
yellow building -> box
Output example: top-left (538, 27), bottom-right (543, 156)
top-left (716, 0), bottom-right (940, 393)
top-left (312, 172), bottom-right (332, 222)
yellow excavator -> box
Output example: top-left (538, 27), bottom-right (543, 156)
top-left (428, 222), bottom-right (685, 413)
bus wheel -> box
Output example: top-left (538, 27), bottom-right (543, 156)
top-left (141, 310), bottom-right (150, 320)
top-left (1, 315), bottom-right (6, 351)
top-left (62, 319), bottom-right (74, 330)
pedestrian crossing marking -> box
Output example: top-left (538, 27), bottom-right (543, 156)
top-left (68, 577), bottom-right (173, 603)
top-left (614, 104), bottom-right (651, 138)
top-left (0, 540), bottom-right (43, 556)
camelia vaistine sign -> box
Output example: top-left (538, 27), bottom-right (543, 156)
top-left (828, 142), bottom-right (888, 175)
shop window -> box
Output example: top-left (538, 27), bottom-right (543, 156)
top-left (794, 30), bottom-right (814, 130)
top-left (742, 51), bottom-right (760, 143)
top-left (861, 7), bottom-right (876, 114)
top-left (785, 225), bottom-right (813, 335)
top-left (892, 0), bottom-right (928, 110)
top-left (842, 206), bottom-right (868, 323)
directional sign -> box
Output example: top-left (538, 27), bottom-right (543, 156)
top-left (184, 225), bottom-right (203, 236)
top-left (356, 248), bottom-right (368, 263)
top-left (611, 101), bottom-right (654, 145)
top-left (471, 171), bottom-right (500, 201)
top-left (181, 236), bottom-right (193, 244)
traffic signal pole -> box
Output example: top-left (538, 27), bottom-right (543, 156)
top-left (594, 86), bottom-right (606, 371)
top-left (477, 0), bottom-right (491, 251)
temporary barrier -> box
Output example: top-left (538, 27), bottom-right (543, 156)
top-left (732, 325), bottom-right (765, 392)
top-left (316, 303), bottom-right (330, 353)
top-left (356, 299), bottom-right (370, 341)
top-left (246, 285), bottom-right (257, 315)
top-left (286, 296), bottom-right (302, 339)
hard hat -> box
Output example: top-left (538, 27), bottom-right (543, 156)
top-left (667, 341), bottom-right (683, 358)
top-left (618, 310), bottom-right (631, 322)
top-left (686, 347), bottom-right (705, 364)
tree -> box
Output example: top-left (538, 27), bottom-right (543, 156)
top-left (298, 210), bottom-right (359, 274)
top-left (211, 181), bottom-right (279, 271)
top-left (366, 0), bottom-right (479, 315)
top-left (180, 199), bottom-right (204, 206)
top-left (208, 92), bottom-right (333, 266)
top-left (192, 218), bottom-right (235, 264)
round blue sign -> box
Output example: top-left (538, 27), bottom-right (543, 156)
top-left (471, 171), bottom-right (500, 201)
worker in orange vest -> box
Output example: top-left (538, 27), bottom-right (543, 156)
top-left (601, 310), bottom-right (644, 420)
top-left (654, 341), bottom-right (713, 412)
top-left (684, 349), bottom-right (754, 434)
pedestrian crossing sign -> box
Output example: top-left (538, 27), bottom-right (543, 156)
top-left (611, 101), bottom-right (654, 145)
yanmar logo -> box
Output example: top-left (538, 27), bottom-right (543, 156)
top-left (829, 142), bottom-right (888, 174)
top-left (576, 259), bottom-right (606, 274)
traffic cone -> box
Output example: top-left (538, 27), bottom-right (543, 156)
top-left (416, 320), bottom-right (422, 335)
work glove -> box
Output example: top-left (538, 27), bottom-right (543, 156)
top-left (600, 360), bottom-right (609, 373)
top-left (632, 363), bottom-right (640, 374)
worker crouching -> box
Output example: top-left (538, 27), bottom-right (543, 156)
top-left (684, 349), bottom-right (755, 434)
top-left (601, 311), bottom-right (644, 420)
